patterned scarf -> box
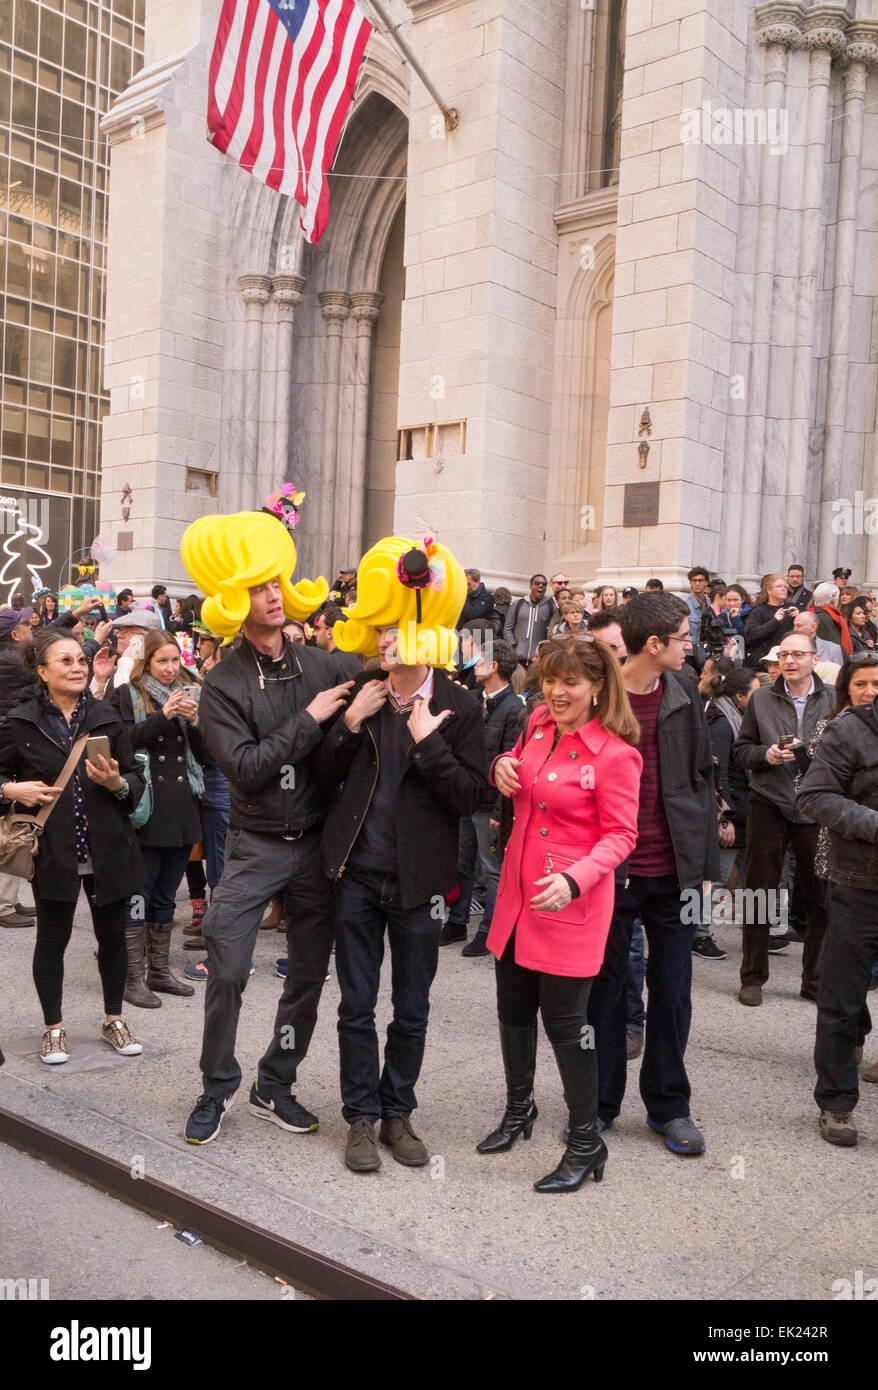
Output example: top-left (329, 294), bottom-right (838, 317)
top-left (141, 674), bottom-right (205, 797)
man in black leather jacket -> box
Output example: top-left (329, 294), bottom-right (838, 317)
top-left (183, 579), bottom-right (353, 1146)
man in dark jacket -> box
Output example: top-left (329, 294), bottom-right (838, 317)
top-left (786, 565), bottom-right (813, 612)
top-left (459, 569), bottom-right (495, 628)
top-left (183, 577), bottom-right (353, 1147)
top-left (319, 631), bottom-right (488, 1174)
top-left (798, 690), bottom-right (878, 1146)
top-left (461, 638), bottom-right (521, 957)
top-left (587, 593), bottom-right (720, 1157)
top-left (733, 633), bottom-right (834, 1005)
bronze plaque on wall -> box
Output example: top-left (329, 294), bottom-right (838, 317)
top-left (623, 482), bottom-right (660, 528)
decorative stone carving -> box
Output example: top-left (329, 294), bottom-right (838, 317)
top-left (271, 274), bottom-right (306, 317)
top-left (238, 274), bottom-right (272, 311)
top-left (318, 290), bottom-right (352, 324)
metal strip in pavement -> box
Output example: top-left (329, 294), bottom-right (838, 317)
top-left (0, 1105), bottom-right (414, 1301)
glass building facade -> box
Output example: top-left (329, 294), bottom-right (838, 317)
top-left (0, 0), bottom-right (144, 600)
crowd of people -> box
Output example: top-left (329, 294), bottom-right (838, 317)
top-left (0, 517), bottom-right (876, 1193)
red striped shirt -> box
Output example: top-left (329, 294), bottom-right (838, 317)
top-left (626, 685), bottom-right (676, 877)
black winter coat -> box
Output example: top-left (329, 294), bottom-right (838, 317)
top-left (110, 683), bottom-right (209, 848)
top-left (798, 700), bottom-right (878, 891)
top-left (0, 643), bottom-right (40, 719)
top-left (0, 693), bottom-right (144, 905)
top-left (319, 669), bottom-right (489, 908)
top-left (706, 702), bottom-right (749, 836)
top-left (744, 603), bottom-right (794, 664)
top-left (459, 583), bottom-right (495, 627)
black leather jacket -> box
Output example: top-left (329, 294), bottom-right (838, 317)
top-left (198, 636), bottom-right (343, 835)
top-left (797, 701), bottom-right (878, 891)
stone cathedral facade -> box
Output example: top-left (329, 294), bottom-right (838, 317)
top-left (98, 0), bottom-right (878, 597)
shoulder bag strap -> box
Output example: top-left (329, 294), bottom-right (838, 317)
top-left (32, 734), bottom-right (90, 829)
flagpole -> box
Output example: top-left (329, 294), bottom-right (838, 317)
top-left (366, 0), bottom-right (459, 130)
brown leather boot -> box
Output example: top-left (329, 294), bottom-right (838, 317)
top-left (379, 1116), bottom-right (429, 1166)
top-left (260, 897), bottom-right (284, 930)
top-left (861, 1059), bottom-right (878, 1085)
top-left (123, 924), bottom-right (161, 1009)
top-left (345, 1119), bottom-right (381, 1172)
top-left (146, 923), bottom-right (194, 996)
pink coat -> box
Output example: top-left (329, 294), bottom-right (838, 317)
top-left (486, 705), bottom-right (643, 978)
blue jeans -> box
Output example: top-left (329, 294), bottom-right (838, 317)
top-left (589, 875), bottom-right (695, 1125)
top-left (128, 844), bottom-right (193, 926)
top-left (334, 866), bottom-right (441, 1123)
top-left (447, 816), bottom-right (478, 926)
top-left (203, 805), bottom-right (230, 893)
top-left (471, 809), bottom-right (502, 931)
top-left (626, 919), bottom-right (646, 1033)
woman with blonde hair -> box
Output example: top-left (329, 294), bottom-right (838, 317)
top-left (744, 572), bottom-right (797, 665)
top-left (477, 635), bottom-right (642, 1193)
top-left (111, 628), bottom-right (209, 1007)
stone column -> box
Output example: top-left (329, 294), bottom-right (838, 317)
top-left (238, 274), bottom-right (272, 511)
top-left (270, 273), bottom-right (306, 485)
top-left (317, 291), bottom-right (351, 569)
top-left (776, 12), bottom-right (847, 574)
top-left (817, 33), bottom-right (878, 577)
top-left (344, 292), bottom-right (384, 567)
top-left (732, 14), bottom-right (802, 578)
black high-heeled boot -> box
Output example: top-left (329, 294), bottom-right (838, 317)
top-left (476, 1022), bottom-right (538, 1153)
top-left (533, 1039), bottom-right (606, 1193)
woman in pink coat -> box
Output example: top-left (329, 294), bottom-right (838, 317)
top-left (477, 635), bottom-right (642, 1193)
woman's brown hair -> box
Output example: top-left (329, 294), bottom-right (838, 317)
top-left (129, 629), bottom-right (198, 707)
top-left (539, 635), bottom-right (640, 746)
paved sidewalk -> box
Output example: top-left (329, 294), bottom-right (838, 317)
top-left (1, 894), bottom-right (875, 1300)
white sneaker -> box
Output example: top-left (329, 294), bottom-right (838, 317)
top-left (101, 1020), bottom-right (143, 1056)
top-left (40, 1027), bottom-right (69, 1064)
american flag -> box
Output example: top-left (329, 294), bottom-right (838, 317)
top-left (207, 0), bottom-right (373, 245)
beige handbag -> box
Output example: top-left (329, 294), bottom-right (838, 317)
top-left (0, 735), bottom-right (90, 880)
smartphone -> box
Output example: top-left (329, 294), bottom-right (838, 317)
top-left (86, 735), bottom-right (112, 762)
top-left (778, 734), bottom-right (796, 749)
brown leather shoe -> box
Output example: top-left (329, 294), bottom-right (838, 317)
top-left (861, 1060), bottom-right (878, 1085)
top-left (738, 984), bottom-right (762, 1007)
top-left (184, 935), bottom-right (207, 950)
top-left (345, 1119), bottom-right (381, 1172)
top-left (819, 1110), bottom-right (857, 1147)
top-left (379, 1115), bottom-right (429, 1166)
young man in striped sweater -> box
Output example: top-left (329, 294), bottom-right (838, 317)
top-left (587, 594), bottom-right (720, 1156)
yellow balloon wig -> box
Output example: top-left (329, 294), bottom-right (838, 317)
top-left (333, 536), bottom-right (465, 669)
top-left (180, 511), bottom-right (328, 641)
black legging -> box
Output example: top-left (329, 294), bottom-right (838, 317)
top-left (186, 858), bottom-right (207, 898)
top-left (495, 932), bottom-right (593, 1045)
top-left (32, 878), bottom-right (128, 1025)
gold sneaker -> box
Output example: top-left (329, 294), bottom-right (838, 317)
top-left (40, 1027), bottom-right (69, 1065)
top-left (101, 1020), bottom-right (143, 1056)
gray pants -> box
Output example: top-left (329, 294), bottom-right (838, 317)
top-left (199, 826), bottom-right (334, 1098)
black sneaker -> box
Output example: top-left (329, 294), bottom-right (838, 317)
top-left (461, 932), bottom-right (490, 958)
top-left (185, 1091), bottom-right (234, 1145)
top-left (248, 1081), bottom-right (318, 1133)
top-left (692, 935), bottom-right (727, 960)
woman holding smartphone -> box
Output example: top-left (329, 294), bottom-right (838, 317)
top-left (744, 574), bottom-right (797, 665)
top-left (111, 630), bottom-right (209, 1008)
top-left (0, 631), bottom-right (146, 1062)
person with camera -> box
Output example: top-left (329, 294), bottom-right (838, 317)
top-left (744, 574), bottom-right (798, 665)
top-left (111, 629), bottom-right (209, 1008)
top-left (0, 630), bottom-right (146, 1062)
top-left (733, 632), bottom-right (835, 1005)
top-left (798, 654), bottom-right (878, 1145)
